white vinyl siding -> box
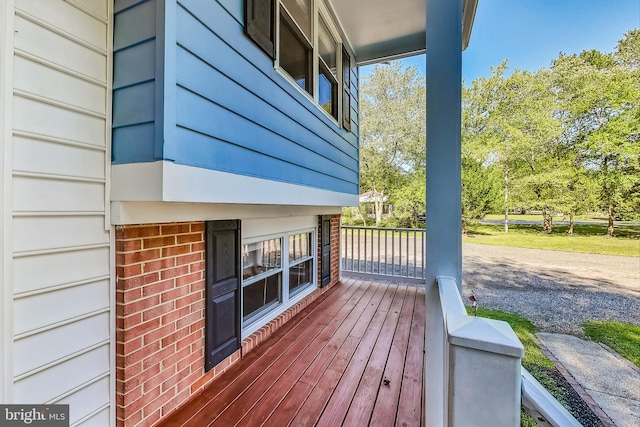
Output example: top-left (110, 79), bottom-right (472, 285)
top-left (5, 0), bottom-right (113, 426)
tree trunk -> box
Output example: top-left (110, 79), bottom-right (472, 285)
top-left (608, 203), bottom-right (615, 237)
top-left (568, 212), bottom-right (574, 235)
top-left (542, 207), bottom-right (553, 234)
top-left (504, 165), bottom-right (509, 233)
top-left (374, 190), bottom-right (384, 226)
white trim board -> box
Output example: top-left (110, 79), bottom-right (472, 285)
top-left (111, 161), bottom-right (356, 225)
top-left (111, 201), bottom-right (341, 225)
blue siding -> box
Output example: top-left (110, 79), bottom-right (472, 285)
top-left (112, 0), bottom-right (158, 164)
top-left (173, 0), bottom-right (358, 193)
top-left (112, 0), bottom-right (360, 195)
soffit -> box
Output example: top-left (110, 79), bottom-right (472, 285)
top-left (326, 0), bottom-right (477, 65)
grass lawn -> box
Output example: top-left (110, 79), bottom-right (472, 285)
top-left (464, 222), bottom-right (640, 257)
top-left (583, 321), bottom-right (640, 368)
top-left (466, 307), bottom-right (564, 426)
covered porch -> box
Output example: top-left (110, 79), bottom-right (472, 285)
top-left (159, 277), bottom-right (424, 426)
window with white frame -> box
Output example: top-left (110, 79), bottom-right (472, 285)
top-left (245, 0), bottom-right (352, 127)
top-left (241, 229), bottom-right (316, 327)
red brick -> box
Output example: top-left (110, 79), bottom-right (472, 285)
top-left (160, 265), bottom-right (190, 281)
top-left (192, 242), bottom-right (205, 252)
top-left (176, 314), bottom-right (202, 335)
top-left (161, 224), bottom-right (191, 235)
top-left (118, 408), bottom-right (142, 426)
top-left (176, 252), bottom-right (202, 266)
top-left (121, 295), bottom-right (160, 317)
top-left (122, 317), bottom-right (161, 342)
top-left (120, 264), bottom-right (142, 277)
top-left (175, 272), bottom-right (202, 287)
top-left (143, 323), bottom-right (175, 346)
top-left (123, 225), bottom-right (161, 239)
top-left (143, 235), bottom-right (176, 249)
top-left (190, 222), bottom-right (205, 232)
top-left (124, 384), bottom-right (161, 415)
top-left (121, 248), bottom-right (161, 265)
top-left (116, 238), bottom-right (142, 252)
top-left (142, 365), bottom-right (177, 394)
top-left (142, 301), bottom-right (174, 322)
top-left (163, 244), bottom-right (192, 257)
top-left (145, 387), bottom-right (176, 417)
top-left (161, 328), bottom-right (190, 349)
top-left (143, 259), bottom-right (176, 275)
top-left (161, 306), bottom-right (190, 325)
top-left (177, 348), bottom-right (200, 370)
top-left (189, 261), bottom-right (206, 273)
top-left (177, 233), bottom-right (203, 245)
top-left (124, 341), bottom-right (161, 367)
top-left (142, 279), bottom-right (175, 298)
top-left (160, 283), bottom-right (190, 302)
top-left (176, 292), bottom-right (201, 309)
top-left (188, 369), bottom-right (214, 394)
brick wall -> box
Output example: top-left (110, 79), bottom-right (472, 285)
top-left (115, 216), bottom-right (342, 426)
top-left (115, 223), bottom-right (239, 427)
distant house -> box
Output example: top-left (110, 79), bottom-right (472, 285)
top-left (359, 191), bottom-right (392, 218)
top-left (0, 0), bottom-right (477, 426)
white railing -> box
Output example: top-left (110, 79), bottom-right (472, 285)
top-left (340, 226), bottom-right (425, 282)
top-left (521, 369), bottom-right (583, 426)
top-left (437, 277), bottom-right (583, 427)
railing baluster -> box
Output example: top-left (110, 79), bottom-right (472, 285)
top-left (339, 225), bottom-right (426, 281)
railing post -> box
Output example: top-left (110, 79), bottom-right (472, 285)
top-left (447, 314), bottom-right (524, 426)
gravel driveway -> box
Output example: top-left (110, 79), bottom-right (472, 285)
top-left (462, 243), bottom-right (640, 336)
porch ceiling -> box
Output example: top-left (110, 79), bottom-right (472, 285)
top-left (327, 0), bottom-right (478, 65)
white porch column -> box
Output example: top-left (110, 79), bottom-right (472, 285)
top-left (425, 0), bottom-right (463, 425)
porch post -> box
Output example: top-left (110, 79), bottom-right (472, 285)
top-left (425, 0), bottom-right (463, 425)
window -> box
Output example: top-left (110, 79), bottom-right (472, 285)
top-left (241, 230), bottom-right (316, 327)
top-left (245, 0), bottom-right (352, 128)
top-left (242, 238), bottom-right (282, 321)
top-left (317, 16), bottom-right (338, 119)
top-left (288, 232), bottom-right (313, 295)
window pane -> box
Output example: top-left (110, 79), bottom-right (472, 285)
top-left (243, 273), bottom-right (281, 320)
top-left (289, 259), bottom-right (312, 294)
top-left (243, 238), bottom-right (281, 280)
top-left (280, 13), bottom-right (312, 94)
top-left (281, 0), bottom-right (311, 41)
top-left (289, 233), bottom-right (312, 262)
top-left (319, 65), bottom-right (337, 118)
top-left (318, 17), bottom-right (336, 74)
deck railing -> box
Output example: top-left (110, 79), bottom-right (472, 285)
top-left (340, 226), bottom-right (425, 282)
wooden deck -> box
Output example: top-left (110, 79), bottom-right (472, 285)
top-left (160, 277), bottom-right (425, 427)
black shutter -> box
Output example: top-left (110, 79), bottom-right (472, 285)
top-left (205, 220), bottom-right (242, 371)
top-left (342, 47), bottom-right (352, 131)
top-left (321, 216), bottom-right (331, 287)
top-left (245, 0), bottom-right (275, 59)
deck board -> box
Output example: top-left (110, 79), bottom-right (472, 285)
top-left (159, 278), bottom-right (425, 427)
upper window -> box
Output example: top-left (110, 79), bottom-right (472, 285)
top-left (245, 0), bottom-right (352, 128)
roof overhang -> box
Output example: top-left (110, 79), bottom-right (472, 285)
top-left (326, 0), bottom-right (478, 65)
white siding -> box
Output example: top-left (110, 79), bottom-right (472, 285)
top-left (6, 1), bottom-right (113, 425)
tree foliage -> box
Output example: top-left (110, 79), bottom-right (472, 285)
top-left (356, 31), bottom-right (639, 235)
top-left (359, 62), bottom-right (426, 225)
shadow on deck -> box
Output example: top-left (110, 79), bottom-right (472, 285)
top-left (159, 277), bottom-right (425, 426)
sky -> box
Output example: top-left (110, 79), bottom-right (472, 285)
top-left (363, 0), bottom-right (640, 84)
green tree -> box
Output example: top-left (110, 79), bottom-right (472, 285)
top-left (552, 34), bottom-right (640, 236)
top-left (359, 62), bottom-right (426, 225)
